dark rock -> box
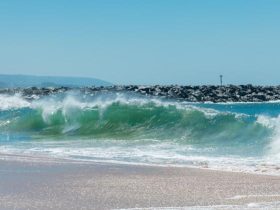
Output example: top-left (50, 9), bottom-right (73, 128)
top-left (1, 85), bottom-right (280, 103)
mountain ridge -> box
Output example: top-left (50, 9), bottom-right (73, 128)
top-left (0, 74), bottom-right (112, 88)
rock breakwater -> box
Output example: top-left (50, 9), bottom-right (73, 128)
top-left (1, 85), bottom-right (280, 102)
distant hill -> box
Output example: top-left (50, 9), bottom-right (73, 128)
top-left (0, 74), bottom-right (112, 88)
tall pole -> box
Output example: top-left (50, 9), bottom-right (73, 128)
top-left (220, 75), bottom-right (223, 86)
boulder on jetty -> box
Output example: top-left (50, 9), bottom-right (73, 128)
top-left (1, 85), bottom-right (280, 103)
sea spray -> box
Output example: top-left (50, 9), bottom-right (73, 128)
top-left (257, 115), bottom-right (280, 160)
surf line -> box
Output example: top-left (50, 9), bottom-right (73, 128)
top-left (227, 194), bottom-right (280, 200)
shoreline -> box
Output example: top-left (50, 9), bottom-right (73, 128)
top-left (1, 153), bottom-right (279, 177)
top-left (1, 158), bottom-right (280, 209)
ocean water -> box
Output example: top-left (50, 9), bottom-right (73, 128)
top-left (0, 91), bottom-right (280, 175)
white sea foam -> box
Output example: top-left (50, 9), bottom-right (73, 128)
top-left (0, 92), bottom-right (237, 121)
top-left (0, 94), bottom-right (30, 110)
top-left (228, 194), bottom-right (280, 200)
top-left (115, 201), bottom-right (280, 210)
top-left (257, 115), bottom-right (280, 161)
top-left (0, 139), bottom-right (280, 175)
top-left (26, 93), bottom-right (223, 124)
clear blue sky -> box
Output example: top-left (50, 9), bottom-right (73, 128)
top-left (0, 0), bottom-right (280, 85)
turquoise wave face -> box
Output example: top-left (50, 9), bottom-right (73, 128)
top-left (0, 92), bottom-right (280, 173)
top-left (0, 100), bottom-right (271, 145)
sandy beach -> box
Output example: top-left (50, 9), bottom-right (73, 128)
top-left (0, 157), bottom-right (279, 210)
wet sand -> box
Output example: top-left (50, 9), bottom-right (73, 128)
top-left (0, 158), bottom-right (280, 210)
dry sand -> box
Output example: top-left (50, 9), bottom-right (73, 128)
top-left (0, 158), bottom-right (280, 210)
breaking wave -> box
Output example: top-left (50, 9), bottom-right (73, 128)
top-left (0, 92), bottom-right (280, 174)
top-left (0, 94), bottom-right (271, 143)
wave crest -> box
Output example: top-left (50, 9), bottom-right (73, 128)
top-left (0, 94), bottom-right (270, 145)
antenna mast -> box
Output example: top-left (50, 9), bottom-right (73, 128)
top-left (220, 75), bottom-right (223, 86)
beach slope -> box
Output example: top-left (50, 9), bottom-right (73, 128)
top-left (0, 159), bottom-right (280, 210)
